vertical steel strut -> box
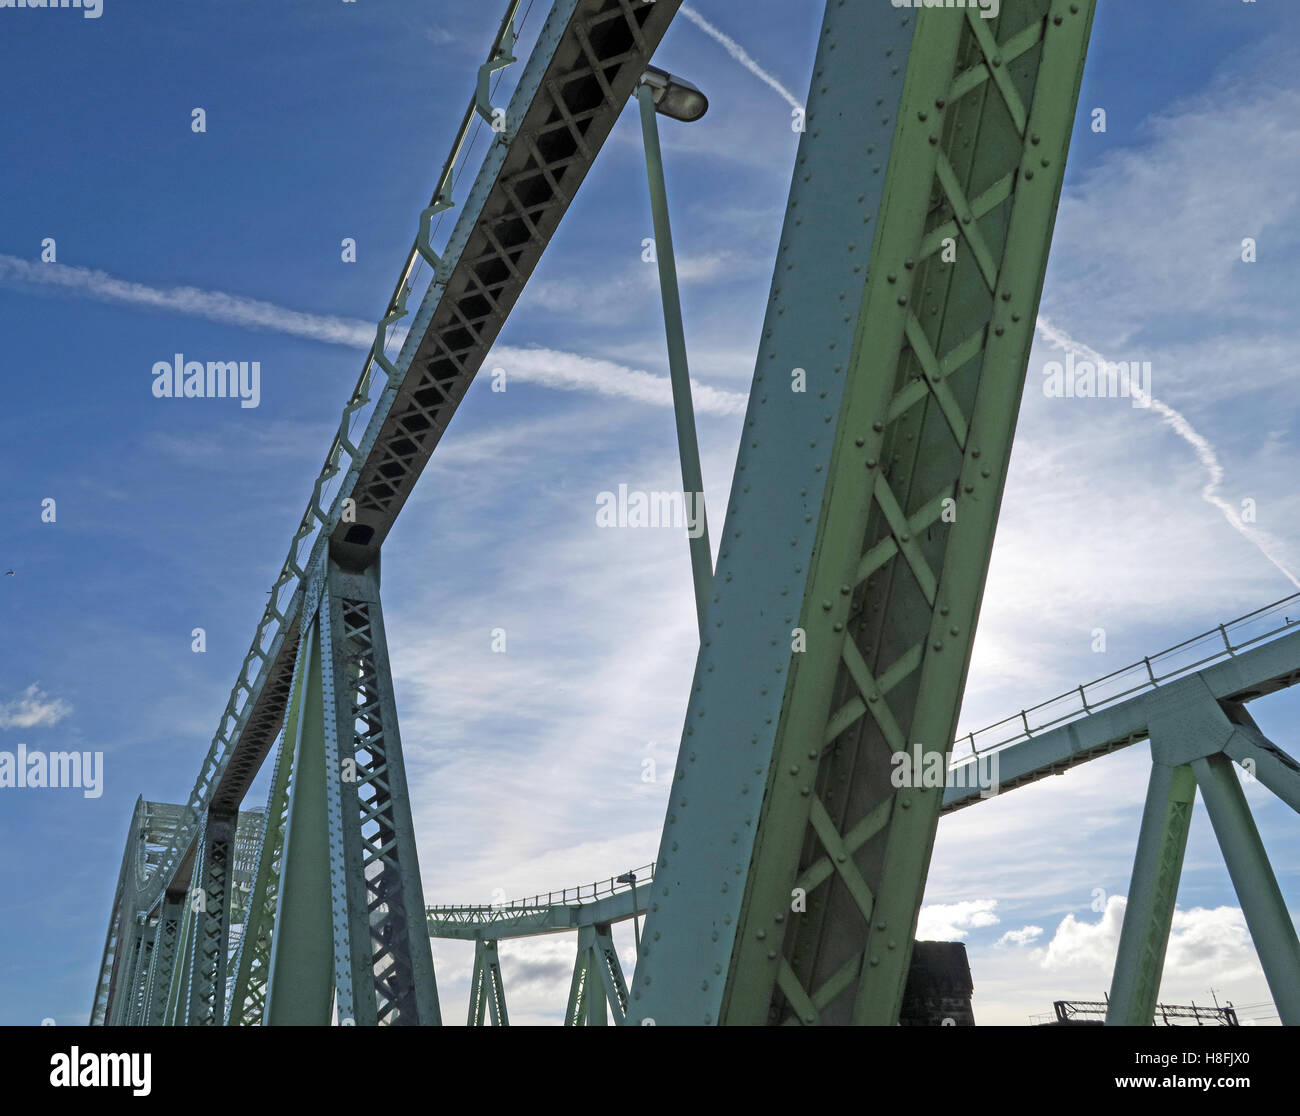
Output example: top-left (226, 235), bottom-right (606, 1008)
top-left (256, 555), bottom-right (442, 1024)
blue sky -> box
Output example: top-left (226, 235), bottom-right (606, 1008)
top-left (1, 0), bottom-right (1298, 1026)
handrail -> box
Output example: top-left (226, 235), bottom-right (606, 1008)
top-left (129, 0), bottom-right (541, 912)
top-left (428, 862), bottom-right (657, 915)
top-left (950, 590), bottom-right (1300, 768)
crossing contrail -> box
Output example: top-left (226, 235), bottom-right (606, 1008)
top-left (1036, 316), bottom-right (1300, 591)
top-left (679, 5), bottom-right (803, 112)
top-left (0, 253), bottom-right (746, 417)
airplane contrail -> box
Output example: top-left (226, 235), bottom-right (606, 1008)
top-left (1036, 316), bottom-right (1300, 591)
top-left (0, 252), bottom-right (373, 348)
top-left (0, 254), bottom-right (747, 417)
top-left (679, 5), bottom-right (803, 112)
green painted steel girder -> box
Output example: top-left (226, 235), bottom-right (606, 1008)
top-left (144, 895), bottom-right (183, 1026)
top-left (467, 940), bottom-right (510, 1026)
top-left (95, 6), bottom-right (691, 1004)
top-left (263, 615), bottom-right (336, 1025)
top-left (632, 0), bottom-right (1096, 1026)
top-left (227, 708), bottom-right (301, 1023)
top-left (183, 810), bottom-right (236, 1025)
top-left (1192, 753), bottom-right (1300, 1024)
top-left (1106, 762), bottom-right (1196, 1025)
top-left (320, 555), bottom-right (441, 1025)
top-left (565, 923), bottom-right (629, 1026)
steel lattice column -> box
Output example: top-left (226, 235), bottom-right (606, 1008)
top-left (226, 719), bottom-right (297, 1023)
top-left (324, 555), bottom-right (440, 1024)
top-left (633, 0), bottom-right (1096, 1025)
top-left (256, 555), bottom-right (442, 1025)
top-left (182, 809), bottom-right (236, 1025)
top-left (565, 923), bottom-right (629, 1025)
top-left (467, 939), bottom-right (509, 1026)
top-left (143, 894), bottom-right (184, 1026)
top-left (1106, 761), bottom-right (1196, 1025)
top-left (108, 916), bottom-right (147, 1027)
top-left (127, 921), bottom-right (157, 1025)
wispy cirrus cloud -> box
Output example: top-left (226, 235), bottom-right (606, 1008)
top-left (0, 254), bottom-right (747, 417)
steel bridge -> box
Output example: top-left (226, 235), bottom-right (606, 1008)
top-left (90, 0), bottom-right (1300, 1026)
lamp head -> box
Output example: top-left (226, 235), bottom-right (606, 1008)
top-left (639, 65), bottom-right (709, 123)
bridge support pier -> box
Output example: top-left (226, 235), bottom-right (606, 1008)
top-left (565, 923), bottom-right (629, 1025)
top-left (1106, 762), bottom-right (1195, 1025)
top-left (144, 894), bottom-right (183, 1025)
top-left (256, 553), bottom-right (441, 1025)
top-left (183, 808), bottom-right (236, 1025)
top-left (467, 939), bottom-right (509, 1026)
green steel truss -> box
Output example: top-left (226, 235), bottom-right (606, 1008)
top-left (92, 0), bottom-right (687, 1026)
top-left (88, 0), bottom-right (1300, 1030)
top-left (565, 924), bottom-right (630, 1026)
top-left (226, 719), bottom-right (298, 1024)
top-left (633, 0), bottom-right (1096, 1025)
top-left (1106, 762), bottom-right (1196, 1024)
top-left (468, 940), bottom-right (510, 1026)
top-left (248, 555), bottom-right (442, 1025)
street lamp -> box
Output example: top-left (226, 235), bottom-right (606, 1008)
top-left (638, 65), bottom-right (709, 123)
top-left (617, 871), bottom-right (642, 959)
top-left (635, 67), bottom-right (713, 641)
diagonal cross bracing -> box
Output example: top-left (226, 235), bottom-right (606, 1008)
top-left (631, 0), bottom-right (1096, 1026)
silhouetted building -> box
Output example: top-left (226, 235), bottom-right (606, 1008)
top-left (899, 941), bottom-right (975, 1026)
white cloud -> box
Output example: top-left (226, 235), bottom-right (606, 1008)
top-left (0, 684), bottom-right (71, 730)
top-left (916, 899), bottom-right (1000, 941)
top-left (997, 926), bottom-right (1044, 948)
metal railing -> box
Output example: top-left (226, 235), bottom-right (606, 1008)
top-left (949, 591), bottom-right (1300, 771)
top-left (428, 862), bottom-right (657, 917)
top-left (128, 0), bottom-right (544, 912)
